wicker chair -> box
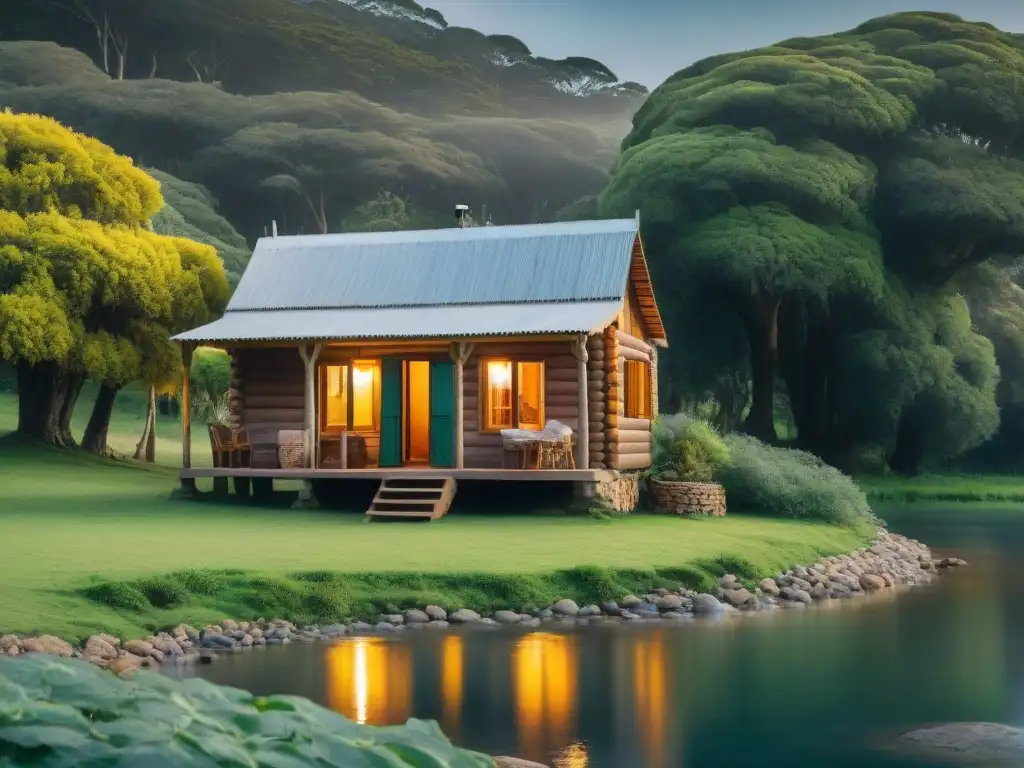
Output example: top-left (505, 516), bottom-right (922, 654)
top-left (209, 424), bottom-right (252, 468)
top-left (277, 429), bottom-right (309, 469)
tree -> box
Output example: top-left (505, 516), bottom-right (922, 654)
top-left (539, 56), bottom-right (618, 96)
top-left (600, 12), bottom-right (1024, 471)
top-left (487, 34), bottom-right (532, 67)
top-left (0, 112), bottom-right (228, 447)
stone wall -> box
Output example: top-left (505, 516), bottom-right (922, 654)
top-left (650, 481), bottom-right (726, 516)
top-left (596, 471), bottom-right (640, 513)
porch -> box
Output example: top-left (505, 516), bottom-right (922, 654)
top-left (180, 467), bottom-right (608, 482)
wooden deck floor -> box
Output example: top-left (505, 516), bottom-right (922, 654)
top-left (180, 467), bottom-right (609, 482)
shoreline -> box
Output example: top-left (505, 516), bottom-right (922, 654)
top-left (0, 528), bottom-right (966, 674)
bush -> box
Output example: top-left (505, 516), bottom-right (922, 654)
top-left (190, 346), bottom-right (232, 424)
top-left (648, 413), bottom-right (731, 482)
top-left (719, 434), bottom-right (875, 528)
top-left (0, 655), bottom-right (493, 767)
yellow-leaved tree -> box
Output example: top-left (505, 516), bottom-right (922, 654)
top-left (0, 111), bottom-right (229, 450)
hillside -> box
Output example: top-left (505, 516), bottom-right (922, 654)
top-left (0, 0), bottom-right (640, 283)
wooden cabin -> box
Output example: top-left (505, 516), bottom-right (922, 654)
top-left (173, 216), bottom-right (667, 517)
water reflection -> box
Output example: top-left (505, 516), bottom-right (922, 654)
top-left (441, 634), bottom-right (463, 739)
top-left (513, 633), bottom-right (578, 761)
top-left (325, 637), bottom-right (411, 724)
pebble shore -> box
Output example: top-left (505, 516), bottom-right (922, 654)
top-left (0, 530), bottom-right (966, 676)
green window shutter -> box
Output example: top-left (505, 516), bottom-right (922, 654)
top-left (379, 358), bottom-right (402, 467)
top-left (429, 360), bottom-right (455, 468)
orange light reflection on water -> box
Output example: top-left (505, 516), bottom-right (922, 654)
top-left (441, 634), bottom-right (463, 738)
top-left (513, 632), bottom-right (578, 761)
top-left (325, 637), bottom-right (411, 725)
top-left (633, 633), bottom-right (669, 768)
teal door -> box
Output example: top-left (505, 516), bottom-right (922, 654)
top-left (379, 358), bottom-right (402, 467)
top-left (429, 360), bottom-right (455, 468)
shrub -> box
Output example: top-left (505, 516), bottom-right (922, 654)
top-left (719, 434), bottom-right (875, 528)
top-left (0, 655), bottom-right (493, 766)
top-left (190, 347), bottom-right (231, 423)
top-left (81, 581), bottom-right (148, 611)
top-left (648, 413), bottom-right (731, 482)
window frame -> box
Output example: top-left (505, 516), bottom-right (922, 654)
top-left (319, 358), bottom-right (382, 433)
top-left (479, 356), bottom-right (546, 433)
top-left (623, 359), bottom-right (652, 420)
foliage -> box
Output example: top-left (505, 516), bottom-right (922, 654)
top-left (718, 435), bottom-right (875, 528)
top-left (0, 654), bottom-right (494, 767)
top-left (648, 412), bottom-right (731, 482)
top-left (599, 11), bottom-right (1024, 472)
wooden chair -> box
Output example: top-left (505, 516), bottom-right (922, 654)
top-left (539, 435), bottom-right (575, 469)
top-left (209, 424), bottom-right (252, 468)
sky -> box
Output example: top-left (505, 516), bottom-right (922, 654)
top-left (425, 0), bottom-right (1024, 86)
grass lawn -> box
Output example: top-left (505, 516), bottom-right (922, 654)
top-left (857, 472), bottom-right (1024, 502)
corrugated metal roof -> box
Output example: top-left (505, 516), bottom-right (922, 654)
top-left (227, 219), bottom-right (639, 312)
top-left (173, 301), bottom-right (623, 343)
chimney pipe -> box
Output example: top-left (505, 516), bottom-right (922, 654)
top-left (455, 204), bottom-right (469, 229)
top-left (271, 220), bottom-right (278, 238)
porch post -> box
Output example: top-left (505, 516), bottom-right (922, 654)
top-left (450, 341), bottom-right (475, 469)
top-left (573, 334), bottom-right (590, 470)
top-left (180, 342), bottom-right (194, 471)
top-left (298, 343), bottom-right (323, 468)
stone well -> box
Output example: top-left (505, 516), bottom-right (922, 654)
top-left (650, 481), bottom-right (726, 516)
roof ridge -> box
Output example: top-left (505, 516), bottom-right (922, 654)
top-left (222, 297), bottom-right (624, 313)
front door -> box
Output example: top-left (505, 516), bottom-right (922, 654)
top-left (404, 361), bottom-right (431, 465)
top-left (378, 357), bottom-right (455, 468)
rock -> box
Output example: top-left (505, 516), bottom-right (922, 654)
top-left (601, 602), bottom-right (623, 616)
top-left (899, 722), bottom-right (1024, 764)
top-left (655, 594), bottom-right (683, 611)
top-left (692, 594), bottom-right (724, 614)
top-left (83, 636), bottom-right (119, 661)
top-left (149, 648), bottom-right (166, 663)
top-left (403, 609), bottom-right (430, 624)
top-left (860, 573), bottom-right (887, 591)
top-left (791, 589), bottom-right (812, 604)
top-left (494, 758), bottom-right (549, 768)
top-left (551, 599), bottom-right (579, 616)
top-left (373, 622), bottom-right (395, 632)
top-left (427, 620), bottom-right (450, 629)
top-left (0, 635), bottom-right (19, 653)
top-left (425, 605), bottom-right (447, 621)
top-left (809, 583), bottom-right (829, 600)
top-left (538, 608), bottom-right (553, 619)
top-left (221, 619), bottom-right (239, 631)
top-left (718, 575), bottom-right (738, 589)
top-left (578, 604), bottom-right (602, 617)
top-left (758, 578), bottom-right (780, 596)
top-left (448, 608), bottom-right (481, 624)
top-left (109, 655), bottom-right (144, 676)
top-left (20, 635), bottom-right (75, 658)
top-left (322, 624), bottom-right (348, 637)
top-left (240, 634), bottom-right (254, 647)
top-left (619, 595), bottom-right (643, 609)
top-left (122, 639), bottom-right (154, 657)
top-left (479, 618), bottom-right (498, 626)
top-left (201, 633), bottom-right (236, 649)
top-left (721, 588), bottom-right (754, 608)
top-left (349, 622), bottom-right (372, 633)
top-left (494, 610), bottom-right (522, 625)
top-left (378, 614), bottom-right (404, 626)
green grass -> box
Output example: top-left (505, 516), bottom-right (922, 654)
top-left (857, 473), bottom-right (1024, 502)
top-left (0, 388), bottom-right (870, 642)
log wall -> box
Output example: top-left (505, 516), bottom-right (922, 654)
top-left (238, 347), bottom-right (305, 468)
top-left (607, 329), bottom-right (653, 470)
top-left (463, 340), bottom-right (579, 469)
top-left (586, 333), bottom-right (607, 469)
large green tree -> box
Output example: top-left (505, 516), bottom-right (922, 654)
top-left (600, 12), bottom-right (1024, 472)
top-left (0, 111), bottom-right (227, 447)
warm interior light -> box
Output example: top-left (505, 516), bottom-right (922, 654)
top-left (352, 364), bottom-right (374, 389)
top-left (488, 360), bottom-right (512, 387)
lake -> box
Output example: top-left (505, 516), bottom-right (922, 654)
top-left (164, 506), bottom-right (1024, 767)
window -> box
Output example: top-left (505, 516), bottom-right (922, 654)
top-left (321, 360), bottom-right (381, 431)
top-left (624, 360), bottom-right (652, 419)
top-left (482, 358), bottom-right (545, 431)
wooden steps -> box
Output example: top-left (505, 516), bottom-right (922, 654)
top-left (366, 477), bottom-right (456, 521)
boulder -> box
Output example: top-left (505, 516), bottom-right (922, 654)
top-left (109, 654), bottom-right (145, 676)
top-left (655, 594), bottom-right (683, 611)
top-left (618, 595), bottom-right (643, 609)
top-left (448, 608), bottom-right (481, 624)
top-left (494, 610), bottom-right (522, 625)
top-left (403, 609), bottom-right (430, 624)
top-left (378, 614), bottom-right (404, 626)
top-left (494, 758), bottom-right (549, 768)
top-left (899, 722), bottom-right (1024, 764)
top-left (21, 635), bottom-right (75, 658)
top-left (860, 573), bottom-right (887, 591)
top-left (551, 599), bottom-right (579, 616)
top-left (721, 588), bottom-right (754, 608)
top-left (600, 602), bottom-right (623, 616)
top-left (122, 639), bottom-right (154, 657)
top-left (83, 636), bottom-right (119, 661)
top-left (692, 594), bottom-right (724, 614)
top-left (425, 605), bottom-right (448, 621)
top-left (578, 604), bottom-right (602, 617)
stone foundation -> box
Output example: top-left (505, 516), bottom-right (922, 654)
top-left (595, 471), bottom-right (640, 513)
top-left (650, 481), bottom-right (726, 516)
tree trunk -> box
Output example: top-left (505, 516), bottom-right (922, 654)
top-left (57, 372), bottom-right (86, 448)
top-left (15, 362), bottom-right (73, 445)
top-left (133, 386), bottom-right (157, 462)
top-left (742, 292), bottom-right (781, 443)
top-left (82, 383), bottom-right (121, 455)
top-left (888, 407), bottom-right (924, 475)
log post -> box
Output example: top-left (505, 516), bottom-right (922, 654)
top-left (650, 345), bottom-right (659, 419)
top-left (450, 341), bottom-right (475, 469)
top-left (180, 342), bottom-right (194, 471)
top-left (572, 334), bottom-right (590, 470)
top-left (298, 343), bottom-right (323, 468)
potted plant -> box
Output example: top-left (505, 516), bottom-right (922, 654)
top-left (644, 413), bottom-right (730, 516)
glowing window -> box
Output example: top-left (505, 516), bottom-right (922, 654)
top-left (322, 360), bottom-right (381, 431)
top-left (483, 359), bottom-right (544, 431)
